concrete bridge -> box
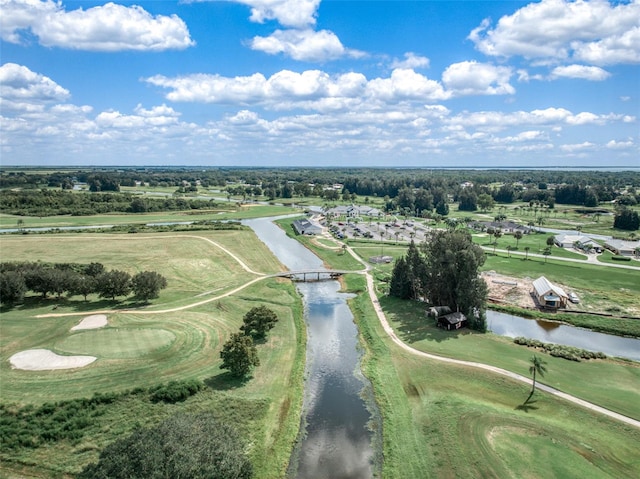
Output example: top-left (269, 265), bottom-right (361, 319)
top-left (272, 269), bottom-right (362, 282)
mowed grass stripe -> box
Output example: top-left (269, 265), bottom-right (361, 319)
top-left (55, 329), bottom-right (176, 358)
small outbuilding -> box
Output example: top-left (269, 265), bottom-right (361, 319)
top-left (437, 312), bottom-right (468, 330)
top-left (292, 218), bottom-right (322, 235)
top-left (532, 276), bottom-right (568, 310)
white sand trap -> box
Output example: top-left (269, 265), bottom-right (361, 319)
top-left (9, 349), bottom-right (97, 370)
top-left (71, 314), bottom-right (108, 331)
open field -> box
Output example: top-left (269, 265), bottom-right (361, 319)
top-left (0, 230), bottom-right (283, 311)
top-left (0, 230), bottom-right (305, 478)
top-left (346, 274), bottom-right (640, 478)
top-left (0, 204), bottom-right (296, 229)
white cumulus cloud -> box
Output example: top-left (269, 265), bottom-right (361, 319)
top-left (233, 0), bottom-right (321, 28)
top-left (1, 0), bottom-right (194, 51)
top-left (469, 0), bottom-right (640, 65)
top-left (442, 61), bottom-right (514, 96)
top-left (0, 62), bottom-right (70, 101)
top-left (250, 29), bottom-right (364, 62)
top-left (550, 64), bottom-right (611, 80)
top-left (391, 52), bottom-right (430, 70)
top-left (145, 68), bottom-right (450, 109)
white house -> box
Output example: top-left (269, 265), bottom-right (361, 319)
top-left (554, 234), bottom-right (603, 252)
top-left (532, 276), bottom-right (568, 310)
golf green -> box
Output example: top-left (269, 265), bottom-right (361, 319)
top-left (56, 328), bottom-right (176, 359)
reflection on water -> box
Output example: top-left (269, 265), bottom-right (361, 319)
top-left (535, 320), bottom-right (561, 332)
top-left (291, 282), bottom-right (375, 479)
top-left (487, 310), bottom-right (640, 361)
top-left (243, 217), bottom-right (379, 479)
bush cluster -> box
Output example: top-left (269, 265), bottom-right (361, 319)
top-left (0, 381), bottom-right (205, 450)
top-left (513, 337), bottom-right (607, 361)
top-left (149, 379), bottom-right (204, 404)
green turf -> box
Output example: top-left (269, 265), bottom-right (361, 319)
top-left (55, 328), bottom-right (176, 358)
top-left (0, 230), bottom-right (305, 479)
top-left (345, 274), bottom-right (640, 479)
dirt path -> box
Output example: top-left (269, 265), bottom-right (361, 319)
top-left (344, 244), bottom-right (640, 429)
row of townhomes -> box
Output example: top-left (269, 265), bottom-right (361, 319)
top-left (325, 204), bottom-right (383, 218)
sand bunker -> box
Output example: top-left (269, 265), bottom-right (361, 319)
top-left (71, 314), bottom-right (108, 331)
top-left (9, 349), bottom-right (96, 371)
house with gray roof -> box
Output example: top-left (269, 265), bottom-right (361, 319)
top-left (554, 234), bottom-right (603, 252)
top-left (326, 204), bottom-right (382, 218)
top-left (292, 218), bottom-right (323, 235)
top-left (604, 239), bottom-right (640, 257)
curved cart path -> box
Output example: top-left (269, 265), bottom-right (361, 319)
top-left (345, 244), bottom-right (640, 429)
top-left (34, 232), bottom-right (640, 428)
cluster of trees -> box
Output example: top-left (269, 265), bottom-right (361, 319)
top-left (389, 231), bottom-right (488, 331)
top-left (0, 262), bottom-right (167, 305)
top-left (0, 190), bottom-right (220, 217)
top-left (613, 207), bottom-right (640, 231)
top-left (79, 413), bottom-right (252, 479)
top-left (220, 305), bottom-right (279, 378)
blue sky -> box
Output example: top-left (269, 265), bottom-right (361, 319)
top-left (1, 0), bottom-right (638, 167)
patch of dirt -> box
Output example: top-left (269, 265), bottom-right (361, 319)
top-left (482, 271), bottom-right (536, 308)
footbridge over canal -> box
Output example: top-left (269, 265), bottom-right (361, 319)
top-left (272, 269), bottom-right (364, 282)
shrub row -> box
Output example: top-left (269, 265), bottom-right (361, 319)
top-left (0, 380), bottom-right (204, 450)
top-left (611, 255), bottom-right (632, 262)
top-left (513, 337), bottom-right (607, 361)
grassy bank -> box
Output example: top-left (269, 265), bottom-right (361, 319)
top-left (380, 294), bottom-right (640, 420)
top-left (0, 230), bottom-right (305, 478)
top-left (346, 274), bottom-right (640, 478)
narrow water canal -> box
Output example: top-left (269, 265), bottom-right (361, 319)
top-left (244, 217), bottom-right (380, 479)
top-left (487, 310), bottom-right (640, 362)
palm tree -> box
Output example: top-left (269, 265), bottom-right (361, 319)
top-left (493, 229), bottom-right (502, 254)
top-left (524, 246), bottom-right (530, 260)
top-left (514, 230), bottom-right (523, 249)
top-left (529, 355), bottom-right (548, 394)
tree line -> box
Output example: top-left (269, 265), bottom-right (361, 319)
top-left (0, 262), bottom-right (167, 305)
top-left (0, 189), bottom-right (220, 217)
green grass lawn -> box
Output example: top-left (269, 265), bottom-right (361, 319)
top-left (0, 230), bottom-right (305, 479)
top-left (346, 274), bottom-right (640, 478)
top-left (0, 204), bottom-right (296, 229)
top-left (379, 294), bottom-right (640, 420)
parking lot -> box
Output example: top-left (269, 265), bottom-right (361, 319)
top-left (324, 216), bottom-right (432, 243)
